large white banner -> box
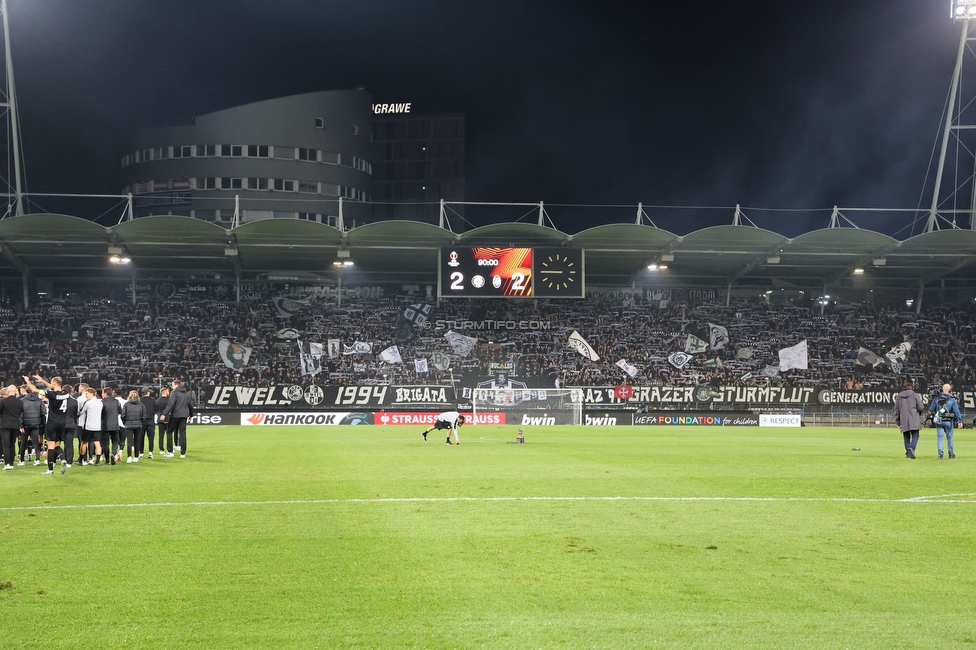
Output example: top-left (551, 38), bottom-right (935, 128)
top-left (778, 340), bottom-right (808, 371)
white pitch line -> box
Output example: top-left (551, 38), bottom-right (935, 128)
top-left (3, 494), bottom-right (976, 512)
top-left (901, 492), bottom-right (976, 502)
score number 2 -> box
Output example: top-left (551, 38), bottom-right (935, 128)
top-left (511, 272), bottom-right (526, 292)
top-left (450, 271), bottom-right (464, 290)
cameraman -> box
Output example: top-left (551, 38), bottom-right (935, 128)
top-left (929, 383), bottom-right (962, 460)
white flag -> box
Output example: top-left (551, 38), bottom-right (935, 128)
top-left (218, 339), bottom-right (252, 372)
top-left (444, 331), bottom-right (478, 357)
top-left (685, 334), bottom-right (708, 354)
top-left (885, 341), bottom-right (913, 363)
top-left (414, 358), bottom-right (429, 373)
top-left (708, 323), bottom-right (729, 350)
top-left (431, 351), bottom-right (451, 371)
top-left (761, 365), bottom-right (781, 378)
top-left (615, 359), bottom-right (638, 378)
top-left (668, 351), bottom-right (692, 369)
top-left (736, 347), bottom-right (754, 360)
top-left (327, 339), bottom-right (341, 359)
top-left (343, 341), bottom-right (372, 355)
top-left (299, 340), bottom-right (324, 376)
top-left (568, 330), bottom-right (600, 361)
top-left (379, 345), bottom-right (402, 364)
top-left (778, 339), bottom-right (808, 371)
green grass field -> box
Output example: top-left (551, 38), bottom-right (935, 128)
top-left (2, 424), bottom-right (975, 649)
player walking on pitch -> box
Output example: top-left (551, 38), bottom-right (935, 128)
top-left (422, 411), bottom-right (465, 445)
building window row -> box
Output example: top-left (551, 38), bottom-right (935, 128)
top-left (121, 145), bottom-right (370, 174)
top-left (126, 177), bottom-right (368, 202)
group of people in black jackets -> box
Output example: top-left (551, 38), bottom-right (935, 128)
top-left (0, 375), bottom-right (192, 474)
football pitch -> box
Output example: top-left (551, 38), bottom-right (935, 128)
top-left (2, 424), bottom-right (974, 649)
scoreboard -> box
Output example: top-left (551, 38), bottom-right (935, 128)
top-left (438, 247), bottom-right (584, 298)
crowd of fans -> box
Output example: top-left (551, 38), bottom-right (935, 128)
top-left (2, 287), bottom-right (975, 400)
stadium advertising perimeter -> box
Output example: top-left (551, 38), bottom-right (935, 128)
top-left (201, 383), bottom-right (936, 409)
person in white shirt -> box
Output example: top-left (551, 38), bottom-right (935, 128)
top-left (421, 411), bottom-right (465, 445)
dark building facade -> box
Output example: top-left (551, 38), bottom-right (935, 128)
top-left (371, 110), bottom-right (465, 224)
top-left (120, 90), bottom-right (464, 228)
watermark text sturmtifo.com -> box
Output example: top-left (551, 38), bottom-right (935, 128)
top-left (430, 319), bottom-right (551, 331)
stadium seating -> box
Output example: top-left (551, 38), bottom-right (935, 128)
top-left (1, 290), bottom-right (973, 397)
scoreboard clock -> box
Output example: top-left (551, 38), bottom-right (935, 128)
top-left (534, 248), bottom-right (583, 297)
top-left (438, 246), bottom-right (584, 298)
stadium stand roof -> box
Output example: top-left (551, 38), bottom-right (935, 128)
top-left (1, 214), bottom-right (975, 292)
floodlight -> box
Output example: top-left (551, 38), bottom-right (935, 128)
top-left (952, 0), bottom-right (976, 19)
top-left (647, 264), bottom-right (658, 271)
top-left (853, 268), bottom-right (864, 274)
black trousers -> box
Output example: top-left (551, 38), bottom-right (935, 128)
top-left (158, 420), bottom-right (172, 453)
top-left (105, 430), bottom-right (122, 456)
top-left (19, 425), bottom-right (41, 460)
top-left (1, 428), bottom-right (19, 465)
top-left (125, 426), bottom-right (143, 457)
top-left (63, 429), bottom-right (76, 464)
top-left (167, 417), bottom-right (187, 453)
top-left (141, 420), bottom-right (155, 454)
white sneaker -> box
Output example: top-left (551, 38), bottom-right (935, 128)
top-left (126, 457), bottom-right (133, 463)
top-left (43, 469), bottom-right (54, 475)
top-left (17, 461), bottom-right (24, 466)
top-left (133, 456), bottom-right (139, 463)
top-left (175, 446), bottom-right (181, 452)
top-left (148, 451), bottom-right (153, 458)
top-left (33, 460), bottom-right (40, 466)
top-left (3, 464), bottom-right (12, 470)
top-left (180, 454), bottom-right (185, 459)
top-left (164, 452), bottom-right (174, 458)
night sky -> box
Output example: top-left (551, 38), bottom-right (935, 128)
top-left (5, 0), bottom-right (964, 235)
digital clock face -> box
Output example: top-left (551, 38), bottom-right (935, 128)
top-left (535, 248), bottom-right (582, 296)
top-left (440, 248), bottom-right (533, 297)
top-left (533, 248), bottom-right (584, 297)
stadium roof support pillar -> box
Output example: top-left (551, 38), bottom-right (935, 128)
top-left (1, 0), bottom-right (25, 217)
top-left (0, 240), bottom-right (29, 307)
top-left (927, 19), bottom-right (969, 233)
top-left (916, 283), bottom-right (924, 315)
